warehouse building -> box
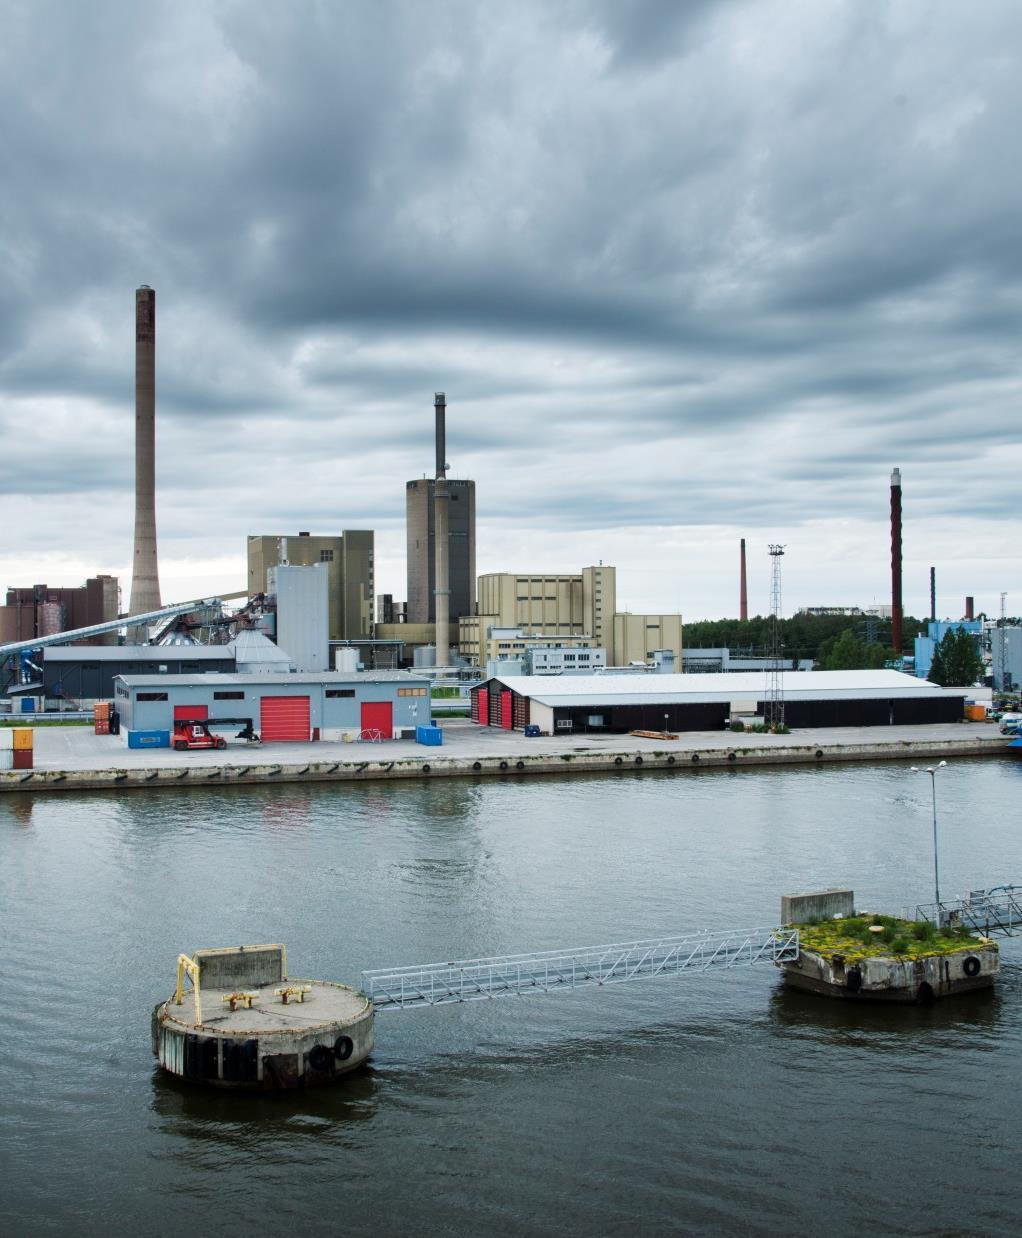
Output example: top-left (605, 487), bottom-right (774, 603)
top-left (470, 671), bottom-right (967, 733)
top-left (114, 671), bottom-right (431, 744)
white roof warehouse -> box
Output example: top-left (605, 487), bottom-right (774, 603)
top-left (470, 671), bottom-right (967, 733)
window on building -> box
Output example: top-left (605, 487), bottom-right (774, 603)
top-left (136, 692), bottom-right (168, 702)
top-left (397, 687), bottom-right (428, 697)
top-left (115, 685), bottom-right (128, 698)
top-left (325, 689), bottom-right (355, 698)
top-left (320, 549), bottom-right (334, 562)
top-left (214, 691), bottom-right (245, 700)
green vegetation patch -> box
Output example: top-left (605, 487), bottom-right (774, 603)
top-left (793, 914), bottom-right (993, 963)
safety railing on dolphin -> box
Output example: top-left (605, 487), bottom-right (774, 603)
top-left (916, 885), bottom-right (1022, 936)
top-left (362, 926), bottom-right (800, 1010)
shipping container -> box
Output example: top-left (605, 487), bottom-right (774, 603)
top-left (127, 730), bottom-right (170, 749)
top-left (0, 730), bottom-right (12, 751)
top-left (415, 725), bottom-right (443, 746)
top-left (0, 750), bottom-right (13, 770)
top-left (13, 749), bottom-right (33, 770)
top-left (12, 729), bottom-right (33, 751)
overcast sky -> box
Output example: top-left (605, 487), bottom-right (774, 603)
top-left (1, 0), bottom-right (1019, 622)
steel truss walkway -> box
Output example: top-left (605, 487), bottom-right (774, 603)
top-left (362, 926), bottom-right (799, 1010)
top-left (916, 885), bottom-right (1022, 937)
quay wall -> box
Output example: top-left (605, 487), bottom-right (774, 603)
top-left (0, 733), bottom-right (1008, 796)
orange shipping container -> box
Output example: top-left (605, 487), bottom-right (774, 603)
top-left (12, 728), bottom-right (33, 750)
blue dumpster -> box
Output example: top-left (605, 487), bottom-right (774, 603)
top-left (416, 725), bottom-right (443, 746)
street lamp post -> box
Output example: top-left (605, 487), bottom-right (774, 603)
top-left (911, 760), bottom-right (947, 906)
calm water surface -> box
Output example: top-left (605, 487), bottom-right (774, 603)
top-left (2, 759), bottom-right (1021, 1236)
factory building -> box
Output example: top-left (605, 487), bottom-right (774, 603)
top-left (248, 531), bottom-right (374, 642)
top-left (613, 614), bottom-right (684, 667)
top-left (458, 565), bottom-right (682, 669)
top-left (406, 478), bottom-right (476, 624)
top-left (913, 620), bottom-right (984, 680)
top-left (460, 567), bottom-right (615, 661)
top-left (35, 629), bottom-right (286, 703)
top-left (114, 671), bottom-right (430, 743)
top-left (991, 626), bottom-right (1021, 693)
top-left (470, 670), bottom-right (966, 733)
top-left (0, 578), bottom-right (120, 646)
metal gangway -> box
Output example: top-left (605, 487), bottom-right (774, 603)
top-left (916, 885), bottom-right (1022, 937)
top-left (362, 926), bottom-right (799, 1010)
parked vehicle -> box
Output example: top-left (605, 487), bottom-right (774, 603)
top-left (999, 712), bottom-right (1022, 735)
top-left (172, 720), bottom-right (226, 751)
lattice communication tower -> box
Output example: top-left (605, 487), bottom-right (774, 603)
top-left (765, 545), bottom-right (786, 730)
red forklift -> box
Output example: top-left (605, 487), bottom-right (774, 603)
top-left (171, 718), bottom-right (260, 751)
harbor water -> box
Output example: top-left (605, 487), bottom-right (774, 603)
top-left (2, 758), bottom-right (1021, 1236)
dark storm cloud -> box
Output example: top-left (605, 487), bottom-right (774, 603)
top-left (1, 0), bottom-right (1020, 615)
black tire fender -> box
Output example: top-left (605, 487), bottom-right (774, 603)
top-left (634, 756), bottom-right (643, 766)
top-left (963, 956), bottom-right (981, 977)
top-left (334, 1035), bottom-right (354, 1061)
top-left (307, 1044), bottom-right (333, 1073)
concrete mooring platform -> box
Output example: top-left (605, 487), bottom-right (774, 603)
top-left (151, 945), bottom-right (374, 1089)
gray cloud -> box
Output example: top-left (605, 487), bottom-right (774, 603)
top-left (1, 0), bottom-right (1020, 618)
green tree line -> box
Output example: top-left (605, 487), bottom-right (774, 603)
top-left (683, 614), bottom-right (928, 669)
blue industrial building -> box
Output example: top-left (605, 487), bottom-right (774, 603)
top-left (913, 621), bottom-right (983, 680)
top-left (114, 671), bottom-right (431, 745)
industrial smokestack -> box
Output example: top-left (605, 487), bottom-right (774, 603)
top-left (965, 596), bottom-right (975, 620)
top-left (890, 468), bottom-right (902, 654)
top-left (433, 392), bottom-right (450, 666)
top-left (739, 538), bottom-right (748, 621)
top-left (930, 566), bottom-right (936, 623)
top-left (129, 286), bottom-right (162, 620)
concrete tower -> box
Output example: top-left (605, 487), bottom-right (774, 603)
top-left (739, 538), bottom-right (748, 621)
top-left (433, 392), bottom-right (450, 666)
top-left (129, 286), bottom-right (161, 616)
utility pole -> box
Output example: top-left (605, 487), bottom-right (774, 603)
top-left (765, 545), bottom-right (785, 731)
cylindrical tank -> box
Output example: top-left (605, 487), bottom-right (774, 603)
top-left (414, 645), bottom-right (437, 668)
top-left (334, 647), bottom-right (359, 672)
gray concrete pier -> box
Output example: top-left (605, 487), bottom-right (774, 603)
top-left (2, 720), bottom-right (1009, 795)
top-left (152, 946), bottom-right (374, 1089)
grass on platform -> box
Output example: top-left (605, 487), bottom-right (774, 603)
top-left (793, 913), bottom-right (992, 962)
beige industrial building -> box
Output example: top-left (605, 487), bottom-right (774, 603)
top-left (247, 531), bottom-right (374, 642)
top-left (613, 613), bottom-right (685, 666)
top-left (460, 566), bottom-right (615, 659)
top-left (458, 565), bottom-right (682, 668)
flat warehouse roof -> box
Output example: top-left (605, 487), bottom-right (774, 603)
top-left (484, 670), bottom-right (966, 706)
top-left (116, 672), bottom-right (429, 687)
top-left (45, 646), bottom-right (233, 661)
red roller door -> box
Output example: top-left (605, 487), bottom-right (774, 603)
top-left (174, 704), bottom-right (207, 721)
top-left (500, 690), bottom-right (513, 729)
top-left (360, 701), bottom-right (393, 739)
top-left (476, 688), bottom-right (489, 725)
top-left (260, 696), bottom-right (311, 742)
